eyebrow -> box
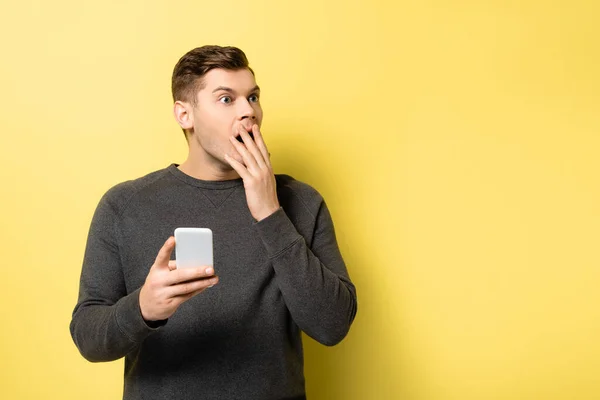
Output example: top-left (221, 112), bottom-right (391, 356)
top-left (212, 85), bottom-right (261, 94)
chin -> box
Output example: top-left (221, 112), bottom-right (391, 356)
top-left (225, 151), bottom-right (244, 164)
top-left (232, 156), bottom-right (245, 166)
top-left (220, 154), bottom-right (241, 168)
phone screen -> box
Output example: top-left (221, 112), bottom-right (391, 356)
top-left (174, 228), bottom-right (213, 268)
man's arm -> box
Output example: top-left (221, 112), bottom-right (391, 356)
top-left (70, 191), bottom-right (160, 362)
top-left (225, 123), bottom-right (357, 345)
top-left (254, 202), bottom-right (357, 346)
top-left (70, 189), bottom-right (217, 362)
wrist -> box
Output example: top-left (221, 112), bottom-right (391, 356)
top-left (254, 205), bottom-right (281, 222)
top-left (142, 317), bottom-right (168, 329)
top-left (139, 296), bottom-right (166, 326)
top-left (138, 285), bottom-right (155, 321)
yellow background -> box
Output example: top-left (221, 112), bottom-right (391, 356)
top-left (1, 0), bottom-right (599, 399)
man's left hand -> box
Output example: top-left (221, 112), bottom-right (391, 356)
top-left (225, 123), bottom-right (280, 221)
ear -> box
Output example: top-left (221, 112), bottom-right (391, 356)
top-left (173, 101), bottom-right (194, 131)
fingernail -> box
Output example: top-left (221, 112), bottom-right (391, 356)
top-left (208, 284), bottom-right (214, 288)
top-left (205, 267), bottom-right (214, 275)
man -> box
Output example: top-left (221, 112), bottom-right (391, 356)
top-left (70, 45), bottom-right (357, 400)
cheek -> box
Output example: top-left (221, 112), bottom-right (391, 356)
top-left (195, 108), bottom-right (228, 136)
top-left (200, 114), bottom-right (239, 153)
top-left (256, 106), bottom-right (264, 121)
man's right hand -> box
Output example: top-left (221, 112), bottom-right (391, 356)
top-left (139, 236), bottom-right (218, 322)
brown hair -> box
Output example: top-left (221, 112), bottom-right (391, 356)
top-left (171, 45), bottom-right (254, 105)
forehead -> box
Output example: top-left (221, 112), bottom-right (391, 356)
top-left (199, 68), bottom-right (257, 94)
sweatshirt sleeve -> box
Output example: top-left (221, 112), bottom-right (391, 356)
top-left (253, 200), bottom-right (357, 346)
top-left (69, 189), bottom-right (163, 362)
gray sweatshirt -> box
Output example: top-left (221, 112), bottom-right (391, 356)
top-left (70, 164), bottom-right (357, 400)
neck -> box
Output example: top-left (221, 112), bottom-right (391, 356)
top-left (178, 146), bottom-right (240, 181)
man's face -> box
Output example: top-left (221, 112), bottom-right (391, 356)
top-left (187, 68), bottom-right (263, 168)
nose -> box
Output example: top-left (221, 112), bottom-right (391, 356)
top-left (237, 98), bottom-right (257, 121)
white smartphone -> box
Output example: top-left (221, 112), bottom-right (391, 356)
top-left (174, 228), bottom-right (213, 269)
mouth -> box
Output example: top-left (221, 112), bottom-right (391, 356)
top-left (235, 129), bottom-right (255, 143)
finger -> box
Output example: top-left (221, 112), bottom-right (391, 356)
top-left (228, 135), bottom-right (250, 163)
top-left (168, 276), bottom-right (219, 297)
top-left (154, 237), bottom-right (175, 268)
top-left (239, 125), bottom-right (266, 169)
top-left (229, 133), bottom-right (258, 172)
top-left (166, 265), bottom-right (215, 286)
top-left (171, 285), bottom-right (212, 306)
top-left (174, 288), bottom-right (207, 303)
top-left (251, 124), bottom-right (271, 166)
top-left (232, 124), bottom-right (261, 170)
top-left (168, 260), bottom-right (177, 271)
top-left (224, 150), bottom-right (251, 180)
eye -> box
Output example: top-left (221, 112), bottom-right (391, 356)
top-left (219, 96), bottom-right (232, 104)
top-left (249, 94), bottom-right (259, 103)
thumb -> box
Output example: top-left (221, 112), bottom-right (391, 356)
top-left (154, 236), bottom-right (175, 269)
